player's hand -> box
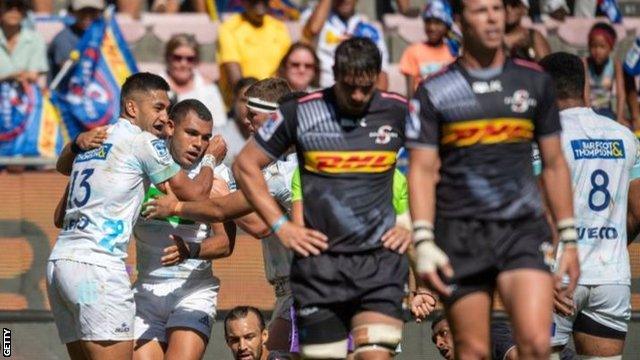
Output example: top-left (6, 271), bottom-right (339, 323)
top-left (76, 126), bottom-right (108, 151)
top-left (553, 288), bottom-right (575, 317)
top-left (415, 240), bottom-right (454, 297)
top-left (554, 245), bottom-right (580, 299)
top-left (210, 178), bottom-right (230, 197)
top-left (276, 221), bottom-right (328, 257)
top-left (206, 135), bottom-right (227, 165)
top-left (161, 235), bottom-right (191, 266)
top-left (410, 289), bottom-right (437, 322)
top-left (143, 183), bottom-right (180, 219)
top-left (382, 226), bottom-right (412, 254)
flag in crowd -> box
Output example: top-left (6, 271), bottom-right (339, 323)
top-left (0, 81), bottom-right (64, 158)
top-left (51, 6), bottom-right (138, 140)
top-left (207, 0), bottom-right (300, 20)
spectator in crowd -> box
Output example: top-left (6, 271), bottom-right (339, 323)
top-left (584, 22), bottom-right (626, 124)
top-left (149, 0), bottom-right (207, 13)
top-left (219, 77), bottom-right (257, 165)
top-left (398, 0), bottom-right (456, 98)
top-left (302, 0), bottom-right (390, 89)
top-left (224, 306), bottom-right (292, 360)
top-left (162, 33), bottom-right (228, 128)
top-left (542, 0), bottom-right (570, 21)
top-left (217, 0), bottom-right (291, 103)
top-left (0, 0), bottom-right (48, 85)
top-left (504, 0), bottom-right (550, 62)
top-left (32, 0), bottom-right (54, 12)
top-left (278, 42), bottom-right (320, 92)
top-left (47, 0), bottom-right (104, 82)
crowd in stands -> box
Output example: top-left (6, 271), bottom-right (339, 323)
top-left (2, 0), bottom-right (640, 165)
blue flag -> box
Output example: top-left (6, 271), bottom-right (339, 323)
top-left (0, 81), bottom-right (64, 157)
top-left (52, 9), bottom-right (138, 140)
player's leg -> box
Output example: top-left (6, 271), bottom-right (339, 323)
top-left (266, 294), bottom-right (295, 352)
top-left (445, 291), bottom-right (493, 360)
top-left (497, 269), bottom-right (554, 360)
top-left (133, 339), bottom-right (166, 360)
top-left (296, 305), bottom-right (350, 360)
top-left (165, 327), bottom-right (207, 360)
top-left (351, 311), bottom-right (403, 360)
top-left (80, 340), bottom-right (133, 360)
top-left (163, 278), bottom-right (218, 360)
top-left (65, 341), bottom-right (89, 360)
top-left (572, 285), bottom-right (630, 357)
top-left (132, 279), bottom-right (170, 360)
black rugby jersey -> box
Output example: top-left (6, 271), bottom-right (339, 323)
top-left (406, 58), bottom-right (561, 220)
top-left (255, 88), bottom-right (407, 253)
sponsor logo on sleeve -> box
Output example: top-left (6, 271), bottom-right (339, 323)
top-left (571, 139), bottom-right (625, 159)
top-left (258, 110), bottom-right (284, 141)
top-left (75, 143), bottom-right (113, 162)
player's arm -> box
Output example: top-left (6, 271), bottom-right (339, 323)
top-left (161, 221), bottom-right (237, 266)
top-left (614, 59), bottom-right (628, 125)
top-left (53, 183), bottom-right (70, 229)
top-left (56, 127), bottom-right (108, 175)
top-left (302, 0), bottom-right (331, 39)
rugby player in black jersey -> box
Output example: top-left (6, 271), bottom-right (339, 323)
top-left (406, 0), bottom-right (580, 358)
top-left (232, 38), bottom-right (410, 360)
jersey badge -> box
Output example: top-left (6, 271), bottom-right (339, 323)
top-left (406, 99), bottom-right (421, 140)
top-left (150, 139), bottom-right (172, 163)
top-left (504, 89), bottom-right (537, 113)
top-left (75, 143), bottom-right (113, 163)
top-left (571, 139), bottom-right (625, 159)
top-left (370, 125), bottom-right (398, 144)
top-left (258, 110), bottom-right (284, 141)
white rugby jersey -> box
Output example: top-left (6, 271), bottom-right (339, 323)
top-left (557, 107), bottom-right (640, 285)
top-left (49, 119), bottom-right (181, 270)
top-left (261, 153), bottom-right (297, 283)
top-left (134, 162), bottom-right (234, 279)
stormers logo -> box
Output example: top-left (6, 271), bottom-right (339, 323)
top-left (304, 151), bottom-right (396, 173)
top-left (441, 118), bottom-right (533, 147)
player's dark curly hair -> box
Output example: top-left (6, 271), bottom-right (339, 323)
top-left (170, 99), bottom-right (212, 124)
top-left (333, 37), bottom-right (382, 79)
top-left (224, 306), bottom-right (266, 338)
top-left (120, 72), bottom-right (170, 111)
top-left (539, 52), bottom-right (585, 101)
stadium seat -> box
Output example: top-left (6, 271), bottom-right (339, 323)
top-left (137, 62), bottom-right (219, 81)
top-left (387, 63), bottom-right (407, 97)
top-left (150, 21), bottom-right (219, 45)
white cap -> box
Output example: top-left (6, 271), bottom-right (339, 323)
top-left (71, 0), bottom-right (105, 11)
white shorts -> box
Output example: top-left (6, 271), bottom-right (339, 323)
top-left (133, 276), bottom-right (219, 343)
top-left (46, 259), bottom-right (135, 343)
top-left (552, 284), bottom-right (631, 346)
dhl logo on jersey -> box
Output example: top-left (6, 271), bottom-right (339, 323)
top-left (441, 118), bottom-right (534, 147)
top-left (304, 151), bottom-right (396, 173)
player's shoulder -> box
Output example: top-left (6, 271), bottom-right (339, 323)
top-left (510, 58), bottom-right (545, 74)
top-left (421, 61), bottom-right (457, 85)
top-left (297, 89), bottom-right (326, 104)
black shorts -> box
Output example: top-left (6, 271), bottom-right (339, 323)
top-left (290, 248), bottom-right (408, 345)
top-left (435, 215), bottom-right (553, 305)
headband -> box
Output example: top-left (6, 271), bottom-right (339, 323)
top-left (589, 28), bottom-right (616, 49)
top-left (247, 97), bottom-right (279, 114)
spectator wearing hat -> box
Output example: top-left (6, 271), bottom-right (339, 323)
top-left (398, 0), bottom-right (456, 97)
top-left (503, 0), bottom-right (550, 63)
top-left (585, 22), bottom-right (626, 124)
top-left (47, 0), bottom-right (105, 82)
top-left (0, 0), bottom-right (48, 85)
top-left (301, 0), bottom-right (390, 89)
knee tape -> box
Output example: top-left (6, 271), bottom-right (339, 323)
top-left (300, 339), bottom-right (348, 359)
top-left (352, 324), bottom-right (402, 355)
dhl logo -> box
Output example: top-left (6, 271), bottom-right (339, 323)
top-left (304, 151), bottom-right (396, 173)
top-left (441, 118), bottom-right (534, 147)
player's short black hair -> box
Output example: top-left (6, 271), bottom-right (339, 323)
top-left (333, 37), bottom-right (382, 79)
top-left (431, 313), bottom-right (447, 331)
top-left (120, 72), bottom-right (170, 110)
top-left (224, 306), bottom-right (266, 338)
top-left (169, 99), bottom-right (212, 125)
top-left (539, 52), bottom-right (585, 101)
top-left (245, 78), bottom-right (291, 104)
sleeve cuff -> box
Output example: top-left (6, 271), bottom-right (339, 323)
top-left (149, 163), bottom-right (181, 185)
top-left (630, 166), bottom-right (640, 181)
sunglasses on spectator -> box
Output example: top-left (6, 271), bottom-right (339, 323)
top-left (288, 62), bottom-right (315, 70)
top-left (171, 54), bottom-right (197, 63)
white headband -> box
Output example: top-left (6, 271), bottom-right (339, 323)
top-left (247, 97), bottom-right (279, 114)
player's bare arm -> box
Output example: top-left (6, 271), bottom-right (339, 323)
top-left (53, 183), bottom-right (70, 229)
top-left (56, 126), bottom-right (108, 175)
top-left (234, 139), bottom-right (328, 257)
top-left (538, 134), bottom-right (580, 295)
top-left (161, 221), bottom-right (237, 266)
top-left (408, 147), bottom-right (454, 296)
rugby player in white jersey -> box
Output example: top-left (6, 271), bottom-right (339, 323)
top-left (540, 52), bottom-right (640, 360)
top-left (132, 99), bottom-right (237, 360)
top-left (47, 73), bottom-right (225, 360)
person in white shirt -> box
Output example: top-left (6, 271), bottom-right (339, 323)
top-left (540, 52), bottom-right (640, 360)
top-left (48, 73), bottom-right (224, 360)
top-left (162, 33), bottom-right (228, 128)
top-left (302, 0), bottom-right (390, 90)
